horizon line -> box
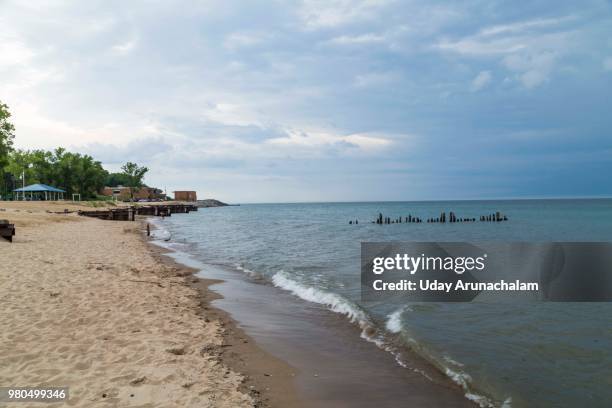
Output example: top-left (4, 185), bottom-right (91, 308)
top-left (215, 196), bottom-right (612, 205)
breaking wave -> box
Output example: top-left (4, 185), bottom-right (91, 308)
top-left (385, 307), bottom-right (406, 333)
top-left (271, 271), bottom-right (371, 328)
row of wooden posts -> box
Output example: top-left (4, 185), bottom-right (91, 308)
top-left (376, 214), bottom-right (423, 224)
top-left (78, 204), bottom-right (198, 222)
top-left (348, 211), bottom-right (509, 225)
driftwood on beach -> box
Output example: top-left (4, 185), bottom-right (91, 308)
top-left (0, 219), bottom-right (16, 242)
top-left (78, 204), bottom-right (198, 221)
top-left (349, 211), bottom-right (509, 225)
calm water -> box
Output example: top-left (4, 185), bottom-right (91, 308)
top-left (154, 199), bottom-right (612, 407)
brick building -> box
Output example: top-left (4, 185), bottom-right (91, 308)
top-left (174, 191), bottom-right (197, 202)
top-left (100, 186), bottom-right (165, 201)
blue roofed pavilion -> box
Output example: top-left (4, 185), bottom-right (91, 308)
top-left (13, 184), bottom-right (66, 201)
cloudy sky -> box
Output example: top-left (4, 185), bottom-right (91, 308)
top-left (1, 0), bottom-right (611, 202)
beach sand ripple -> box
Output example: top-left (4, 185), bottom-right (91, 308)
top-left (0, 208), bottom-right (253, 407)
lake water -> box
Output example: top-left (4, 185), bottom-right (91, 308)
top-left (152, 199), bottom-right (612, 407)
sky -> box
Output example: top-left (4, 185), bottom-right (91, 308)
top-left (1, 0), bottom-right (611, 203)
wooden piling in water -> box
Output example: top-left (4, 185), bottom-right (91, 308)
top-left (368, 210), bottom-right (507, 226)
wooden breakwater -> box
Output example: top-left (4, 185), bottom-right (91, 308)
top-left (375, 213), bottom-right (423, 224)
top-left (78, 204), bottom-right (198, 221)
top-left (348, 211), bottom-right (509, 225)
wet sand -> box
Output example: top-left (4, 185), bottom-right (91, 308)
top-left (157, 240), bottom-right (475, 408)
top-left (147, 244), bottom-right (303, 408)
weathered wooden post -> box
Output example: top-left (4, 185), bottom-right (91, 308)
top-left (147, 223), bottom-right (150, 236)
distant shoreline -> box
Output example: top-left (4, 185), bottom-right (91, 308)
top-left (196, 199), bottom-right (239, 208)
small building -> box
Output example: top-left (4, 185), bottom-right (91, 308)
top-left (174, 191), bottom-right (197, 202)
top-left (13, 183), bottom-right (66, 201)
top-left (100, 186), bottom-right (164, 201)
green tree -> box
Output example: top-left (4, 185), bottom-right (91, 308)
top-left (105, 172), bottom-right (131, 187)
top-left (71, 154), bottom-right (108, 199)
top-left (120, 162), bottom-right (148, 200)
top-left (0, 102), bottom-right (16, 198)
top-left (0, 102), bottom-right (15, 170)
top-left (6, 150), bottom-right (36, 189)
top-left (5, 148), bottom-right (108, 199)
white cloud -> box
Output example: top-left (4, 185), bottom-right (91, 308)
top-left (470, 70), bottom-right (492, 91)
top-left (503, 52), bottom-right (556, 88)
top-left (0, 40), bottom-right (35, 66)
top-left (201, 102), bottom-right (265, 127)
top-left (12, 109), bottom-right (112, 148)
top-left (298, 0), bottom-right (391, 29)
top-left (436, 36), bottom-right (526, 55)
top-left (266, 128), bottom-right (393, 153)
top-left (353, 71), bottom-right (398, 87)
top-left (111, 38), bottom-right (137, 56)
top-left (328, 33), bottom-right (385, 45)
top-left (224, 32), bottom-right (269, 50)
top-left (479, 16), bottom-right (575, 37)
top-left (436, 16), bottom-right (575, 88)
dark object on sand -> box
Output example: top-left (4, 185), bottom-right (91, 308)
top-left (0, 219), bottom-right (15, 242)
top-left (147, 223), bottom-right (151, 236)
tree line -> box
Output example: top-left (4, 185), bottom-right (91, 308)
top-left (0, 101), bottom-right (149, 200)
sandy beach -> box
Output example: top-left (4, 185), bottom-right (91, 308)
top-left (0, 201), bottom-right (299, 407)
top-left (1, 201), bottom-right (476, 408)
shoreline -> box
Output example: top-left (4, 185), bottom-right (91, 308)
top-left (149, 218), bottom-right (477, 407)
top-left (1, 201), bottom-right (474, 407)
top-left (145, 239), bottom-right (303, 408)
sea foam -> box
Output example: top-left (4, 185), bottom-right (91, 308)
top-left (385, 308), bottom-right (405, 333)
top-left (271, 271), bottom-right (371, 328)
